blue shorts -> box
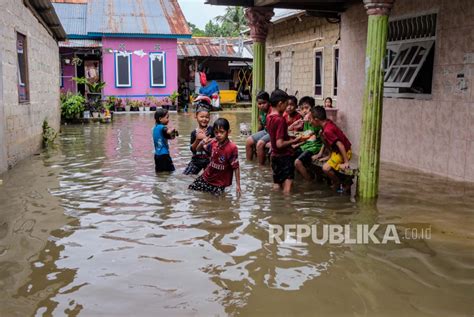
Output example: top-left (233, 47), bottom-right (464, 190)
top-left (251, 130), bottom-right (270, 144)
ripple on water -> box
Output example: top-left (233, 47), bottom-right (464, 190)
top-left (0, 113), bottom-right (472, 316)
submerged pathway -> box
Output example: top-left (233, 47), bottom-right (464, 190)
top-left (0, 112), bottom-right (473, 316)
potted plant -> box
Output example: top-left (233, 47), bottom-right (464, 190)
top-left (169, 91), bottom-right (179, 111)
top-left (105, 96), bottom-right (117, 112)
top-left (124, 98), bottom-right (131, 112)
top-left (72, 77), bottom-right (106, 104)
top-left (61, 93), bottom-right (85, 122)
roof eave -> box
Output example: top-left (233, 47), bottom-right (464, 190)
top-left (27, 0), bottom-right (67, 41)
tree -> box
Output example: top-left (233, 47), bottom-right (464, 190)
top-left (215, 7), bottom-right (247, 36)
top-left (187, 21), bottom-right (205, 37)
top-left (204, 20), bottom-right (221, 37)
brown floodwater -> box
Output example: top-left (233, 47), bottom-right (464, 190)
top-left (0, 112), bottom-right (473, 317)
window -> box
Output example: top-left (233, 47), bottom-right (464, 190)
top-left (333, 47), bottom-right (339, 97)
top-left (384, 40), bottom-right (434, 88)
top-left (314, 49), bottom-right (323, 97)
top-left (275, 61), bottom-right (280, 89)
top-left (17, 32), bottom-right (29, 103)
top-left (384, 13), bottom-right (437, 97)
top-left (115, 52), bottom-right (132, 87)
top-left (149, 52), bottom-right (166, 87)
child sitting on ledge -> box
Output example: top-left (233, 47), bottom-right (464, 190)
top-left (310, 106), bottom-right (352, 191)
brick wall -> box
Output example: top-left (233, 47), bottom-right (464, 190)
top-left (338, 0), bottom-right (474, 182)
top-left (265, 15), bottom-right (340, 105)
top-left (0, 0), bottom-right (61, 173)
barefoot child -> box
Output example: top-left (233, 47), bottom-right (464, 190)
top-left (189, 118), bottom-right (241, 195)
top-left (184, 107), bottom-right (214, 175)
top-left (153, 108), bottom-right (178, 172)
top-left (266, 89), bottom-right (302, 194)
top-left (310, 106), bottom-right (352, 191)
top-left (245, 91), bottom-right (272, 164)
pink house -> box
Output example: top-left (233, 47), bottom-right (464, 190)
top-left (53, 0), bottom-right (191, 101)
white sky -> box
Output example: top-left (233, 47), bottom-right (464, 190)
top-left (178, 0), bottom-right (227, 29)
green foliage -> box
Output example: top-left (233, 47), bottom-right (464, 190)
top-left (213, 7), bottom-right (247, 36)
top-left (61, 93), bottom-right (85, 120)
top-left (104, 96), bottom-right (117, 110)
top-left (42, 120), bottom-right (57, 148)
top-left (72, 77), bottom-right (106, 93)
top-left (169, 91), bottom-right (180, 103)
top-left (188, 21), bottom-right (205, 37)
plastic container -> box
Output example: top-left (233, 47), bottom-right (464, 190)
top-left (219, 90), bottom-right (238, 104)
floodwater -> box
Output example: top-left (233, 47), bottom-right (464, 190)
top-left (0, 112), bottom-right (473, 317)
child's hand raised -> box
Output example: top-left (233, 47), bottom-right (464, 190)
top-left (196, 130), bottom-right (207, 140)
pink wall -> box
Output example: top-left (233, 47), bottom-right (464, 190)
top-left (102, 38), bottom-right (178, 99)
top-left (60, 48), bottom-right (77, 93)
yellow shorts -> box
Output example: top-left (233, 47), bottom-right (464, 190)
top-left (327, 150), bottom-right (352, 171)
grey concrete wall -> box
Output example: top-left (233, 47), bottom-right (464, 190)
top-left (338, 0), bottom-right (474, 182)
top-left (0, 0), bottom-right (61, 173)
top-left (0, 49), bottom-right (7, 173)
top-left (265, 15), bottom-right (340, 105)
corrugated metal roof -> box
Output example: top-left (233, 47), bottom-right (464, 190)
top-left (178, 37), bottom-right (252, 59)
top-left (271, 9), bottom-right (305, 23)
top-left (52, 3), bottom-right (87, 35)
top-left (59, 39), bottom-right (102, 47)
top-left (85, 0), bottom-right (191, 36)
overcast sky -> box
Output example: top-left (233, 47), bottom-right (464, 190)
top-left (178, 0), bottom-right (227, 29)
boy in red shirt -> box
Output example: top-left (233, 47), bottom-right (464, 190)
top-left (310, 106), bottom-right (352, 191)
top-left (189, 118), bottom-right (241, 195)
top-left (266, 89), bottom-right (302, 194)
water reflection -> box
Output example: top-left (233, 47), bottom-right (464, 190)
top-left (0, 112), bottom-right (472, 316)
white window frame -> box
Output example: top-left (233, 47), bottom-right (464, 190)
top-left (332, 45), bottom-right (339, 99)
top-left (149, 52), bottom-right (166, 87)
top-left (115, 52), bottom-right (132, 88)
top-left (384, 40), bottom-right (434, 88)
top-left (313, 47), bottom-right (324, 98)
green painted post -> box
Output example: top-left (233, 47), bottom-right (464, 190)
top-left (358, 1), bottom-right (394, 201)
top-left (251, 42), bottom-right (265, 133)
top-left (245, 7), bottom-right (274, 133)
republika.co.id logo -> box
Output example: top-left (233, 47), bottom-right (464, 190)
top-left (269, 224), bottom-right (432, 245)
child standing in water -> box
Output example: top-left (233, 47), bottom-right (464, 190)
top-left (184, 107), bottom-right (214, 175)
top-left (153, 108), bottom-right (178, 172)
top-left (189, 118), bottom-right (241, 195)
top-left (266, 89), bottom-right (302, 194)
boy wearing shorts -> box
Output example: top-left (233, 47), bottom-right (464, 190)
top-left (266, 89), bottom-right (302, 194)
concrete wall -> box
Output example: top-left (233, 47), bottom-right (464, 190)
top-left (338, 0), bottom-right (474, 182)
top-left (0, 0), bottom-right (61, 173)
top-left (102, 37), bottom-right (178, 99)
top-left (265, 15), bottom-right (340, 105)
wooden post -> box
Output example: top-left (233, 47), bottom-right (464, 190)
top-left (245, 8), bottom-right (274, 133)
top-left (358, 0), bottom-right (394, 200)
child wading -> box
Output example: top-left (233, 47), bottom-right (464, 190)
top-left (153, 108), bottom-right (178, 172)
top-left (266, 89), bottom-right (302, 194)
top-left (189, 118), bottom-right (241, 195)
top-left (184, 107), bottom-right (214, 175)
top-left (310, 106), bottom-right (352, 191)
